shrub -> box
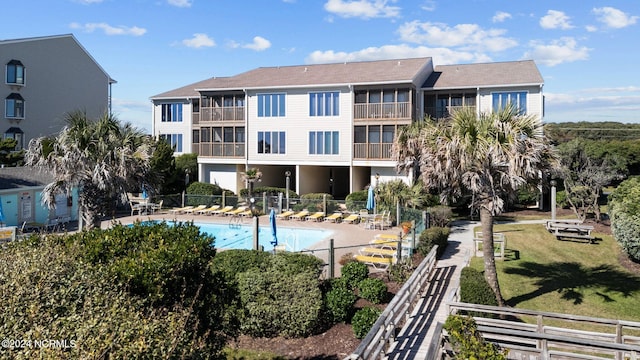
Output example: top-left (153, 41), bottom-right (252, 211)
top-left (341, 261), bottom-right (370, 289)
top-left (416, 226), bottom-right (450, 258)
top-left (187, 181), bottom-right (225, 195)
top-left (556, 189), bottom-right (569, 208)
top-left (357, 278), bottom-right (388, 304)
top-left (443, 315), bottom-right (507, 360)
top-left (0, 231), bottom-right (229, 358)
top-left (345, 190), bottom-right (368, 212)
top-left (460, 267), bottom-right (498, 314)
top-left (609, 177), bottom-right (640, 261)
top-left (324, 282), bottom-right (358, 323)
top-left (387, 257), bottom-right (414, 284)
top-left (352, 307), bottom-right (382, 339)
top-left (429, 206), bottom-right (453, 227)
top-left (237, 255), bottom-right (323, 338)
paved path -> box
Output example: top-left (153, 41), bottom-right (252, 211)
top-left (386, 219), bottom-right (477, 360)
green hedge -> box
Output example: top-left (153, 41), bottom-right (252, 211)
top-left (340, 261), bottom-right (370, 289)
top-left (357, 278), bottom-right (388, 304)
top-left (459, 267), bottom-right (498, 316)
top-left (352, 307), bottom-right (382, 339)
top-left (416, 226), bottom-right (450, 258)
top-left (443, 315), bottom-right (507, 359)
top-left (609, 177), bottom-right (640, 261)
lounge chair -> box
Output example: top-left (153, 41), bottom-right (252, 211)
top-left (342, 213), bottom-right (360, 224)
top-left (359, 247), bottom-right (396, 257)
top-left (183, 205), bottom-right (208, 214)
top-left (290, 210), bottom-right (310, 221)
top-left (353, 254), bottom-right (396, 271)
top-left (169, 205), bottom-right (194, 215)
top-left (211, 205), bottom-right (234, 216)
top-left (238, 209), bottom-right (253, 217)
top-left (305, 212), bottom-right (325, 222)
top-left (276, 210), bottom-right (295, 220)
top-left (197, 205), bottom-right (220, 215)
top-left (226, 206), bottom-right (249, 216)
top-left (323, 212), bottom-right (342, 223)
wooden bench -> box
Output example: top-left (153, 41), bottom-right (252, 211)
top-left (548, 223), bottom-right (595, 242)
top-left (545, 219), bottom-right (583, 231)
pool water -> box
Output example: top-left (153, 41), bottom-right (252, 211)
top-left (197, 222), bottom-right (333, 251)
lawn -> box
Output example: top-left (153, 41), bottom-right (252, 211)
top-left (469, 223), bottom-right (640, 322)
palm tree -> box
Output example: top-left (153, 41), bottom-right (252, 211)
top-left (393, 105), bottom-right (558, 306)
top-left (25, 111), bottom-right (152, 229)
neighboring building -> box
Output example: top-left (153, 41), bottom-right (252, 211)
top-left (150, 58), bottom-right (544, 198)
top-left (0, 166), bottom-right (78, 227)
top-left (0, 34), bottom-right (116, 150)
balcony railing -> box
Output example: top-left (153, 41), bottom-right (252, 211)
top-left (353, 143), bottom-right (393, 160)
top-left (354, 102), bottom-right (411, 120)
top-left (193, 143), bottom-right (245, 157)
top-left (199, 107), bottom-right (245, 122)
top-left (424, 105), bottom-right (476, 120)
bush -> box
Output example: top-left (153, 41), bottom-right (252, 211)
top-left (459, 267), bottom-right (498, 313)
top-left (387, 257), bottom-right (414, 284)
top-left (187, 181), bottom-right (225, 195)
top-left (443, 315), bottom-right (507, 360)
top-left (345, 190), bottom-right (368, 212)
top-left (416, 226), bottom-right (450, 258)
top-left (0, 229), bottom-right (230, 358)
top-left (429, 206), bottom-right (453, 227)
top-left (324, 281), bottom-right (358, 323)
top-left (609, 177), bottom-right (640, 261)
top-left (341, 261), bottom-right (370, 289)
top-left (357, 278), bottom-right (388, 304)
top-left (352, 307), bottom-right (382, 339)
top-left (237, 255), bottom-right (323, 338)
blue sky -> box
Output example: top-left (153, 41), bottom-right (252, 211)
top-left (5, 0), bottom-right (640, 133)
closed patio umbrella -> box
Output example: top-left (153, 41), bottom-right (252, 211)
top-left (270, 208), bottom-right (278, 246)
top-left (366, 185), bottom-right (375, 212)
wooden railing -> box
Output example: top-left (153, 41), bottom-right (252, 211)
top-left (353, 143), bottom-right (394, 159)
top-left (431, 303), bottom-right (640, 360)
top-left (424, 106), bottom-right (475, 120)
top-left (199, 107), bottom-right (244, 122)
top-left (354, 102), bottom-right (411, 120)
top-left (194, 143), bottom-right (244, 157)
top-left (344, 246), bottom-right (438, 360)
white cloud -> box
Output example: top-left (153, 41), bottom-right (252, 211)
top-left (397, 21), bottom-right (517, 52)
top-left (69, 22), bottom-right (146, 36)
top-left (243, 36), bottom-right (272, 51)
top-left (167, 0), bottom-right (192, 7)
top-left (545, 89), bottom-right (640, 123)
top-left (182, 33), bottom-right (215, 48)
top-left (492, 11), bottom-right (511, 23)
top-left (420, 1), bottom-right (436, 12)
top-left (306, 44), bottom-right (491, 66)
top-left (524, 37), bottom-right (590, 67)
top-left (324, 0), bottom-right (401, 19)
top-left (540, 10), bottom-right (573, 30)
top-left (585, 25), bottom-right (598, 32)
top-left (593, 7), bottom-right (638, 29)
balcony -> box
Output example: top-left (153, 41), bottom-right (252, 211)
top-left (353, 143), bottom-right (393, 160)
top-left (193, 143), bottom-right (245, 158)
top-left (199, 107), bottom-right (245, 122)
top-left (424, 106), bottom-right (476, 120)
top-left (354, 102), bottom-right (411, 120)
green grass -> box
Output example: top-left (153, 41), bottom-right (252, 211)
top-left (469, 223), bottom-right (640, 321)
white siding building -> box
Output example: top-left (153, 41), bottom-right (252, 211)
top-left (150, 58), bottom-right (544, 198)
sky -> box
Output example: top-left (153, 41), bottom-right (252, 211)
top-left (5, 0), bottom-right (640, 133)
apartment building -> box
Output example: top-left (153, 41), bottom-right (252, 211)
top-left (150, 57), bottom-right (543, 198)
top-left (0, 34), bottom-right (115, 149)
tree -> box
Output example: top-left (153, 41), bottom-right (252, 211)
top-left (0, 138), bottom-right (24, 167)
top-left (25, 111), bottom-right (152, 229)
top-left (393, 105), bottom-right (558, 306)
top-left (557, 138), bottom-right (626, 221)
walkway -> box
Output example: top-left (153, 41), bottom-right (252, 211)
top-left (386, 219), bottom-right (477, 360)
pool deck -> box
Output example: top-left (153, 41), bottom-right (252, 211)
top-left (102, 210), bottom-right (407, 277)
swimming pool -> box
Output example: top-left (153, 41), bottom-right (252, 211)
top-left (196, 222), bottom-right (333, 251)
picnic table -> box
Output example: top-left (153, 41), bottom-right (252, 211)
top-left (546, 219), bottom-right (595, 242)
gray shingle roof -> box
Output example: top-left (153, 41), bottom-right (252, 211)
top-left (0, 166), bottom-right (53, 190)
top-left (151, 57), bottom-right (433, 99)
top-left (423, 60), bottom-right (543, 89)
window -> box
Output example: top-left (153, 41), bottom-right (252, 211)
top-left (258, 131), bottom-right (285, 154)
top-left (6, 60), bottom-right (25, 85)
top-left (160, 133), bottom-right (183, 152)
top-left (192, 98), bottom-right (200, 113)
top-left (4, 127), bottom-right (23, 149)
top-left (309, 92), bottom-right (339, 116)
top-left (161, 103), bottom-right (183, 122)
top-left (492, 92), bottom-right (527, 114)
top-left (192, 130), bottom-right (200, 143)
top-left (309, 131), bottom-right (339, 155)
top-left (257, 93), bottom-right (285, 117)
top-left (5, 93), bottom-right (24, 118)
